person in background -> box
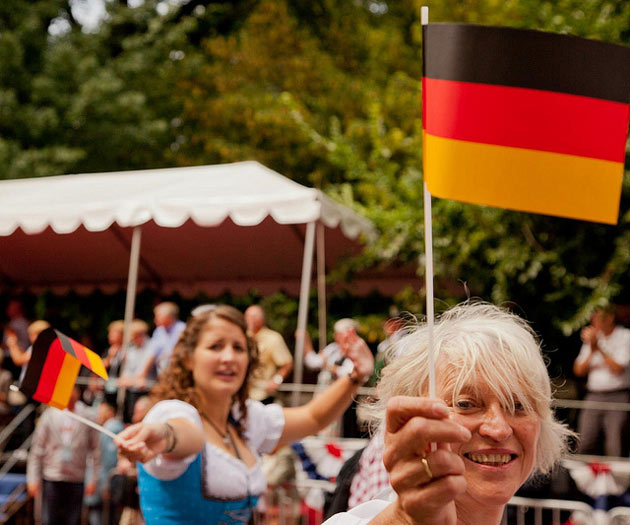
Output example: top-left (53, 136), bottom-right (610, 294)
top-left (119, 320), bottom-right (153, 423)
top-left (86, 399), bottom-right (124, 525)
top-left (131, 395), bottom-right (154, 424)
top-left (304, 318), bottom-right (359, 388)
top-left (0, 353), bottom-right (13, 420)
top-left (140, 302), bottom-right (186, 380)
top-left (27, 386), bottom-right (101, 525)
top-left (108, 397), bottom-right (152, 525)
top-left (102, 320), bottom-right (124, 406)
top-left (573, 305), bottom-right (630, 457)
top-left (376, 315), bottom-right (405, 356)
top-left (304, 318), bottom-right (368, 437)
top-left (6, 320), bottom-right (51, 382)
top-left (3, 300), bottom-right (30, 377)
top-left (115, 305), bottom-right (374, 524)
top-left (245, 305), bottom-right (293, 404)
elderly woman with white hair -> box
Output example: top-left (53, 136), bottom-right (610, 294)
top-left (324, 302), bottom-right (573, 525)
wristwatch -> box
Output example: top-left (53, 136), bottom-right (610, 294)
top-left (272, 374), bottom-right (284, 385)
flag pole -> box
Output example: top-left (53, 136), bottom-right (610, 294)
top-left (421, 5), bottom-right (436, 401)
top-left (63, 408), bottom-right (118, 440)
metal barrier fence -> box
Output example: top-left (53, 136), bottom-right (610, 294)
top-left (504, 496), bottom-right (595, 525)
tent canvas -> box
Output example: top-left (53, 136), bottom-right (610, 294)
top-left (0, 161), bottom-right (417, 402)
top-left (0, 161), bottom-right (378, 296)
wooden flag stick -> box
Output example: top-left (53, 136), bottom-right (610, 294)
top-left (63, 408), bottom-right (118, 440)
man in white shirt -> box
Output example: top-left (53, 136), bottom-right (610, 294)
top-left (573, 306), bottom-right (630, 457)
top-left (139, 302), bottom-right (186, 380)
top-left (27, 387), bottom-right (101, 525)
top-left (304, 318), bottom-right (358, 388)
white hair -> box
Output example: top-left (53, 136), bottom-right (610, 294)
top-left (155, 301), bottom-right (179, 318)
top-left (363, 302), bottom-right (572, 476)
top-left (333, 318), bottom-right (358, 334)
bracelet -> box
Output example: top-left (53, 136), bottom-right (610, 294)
top-left (164, 422), bottom-right (177, 454)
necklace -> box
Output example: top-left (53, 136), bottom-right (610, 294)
top-left (202, 414), bottom-right (232, 448)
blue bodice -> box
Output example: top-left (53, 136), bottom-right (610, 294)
top-left (138, 454), bottom-right (258, 524)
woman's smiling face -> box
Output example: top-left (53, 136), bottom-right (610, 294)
top-left (443, 382), bottom-right (541, 508)
top-left (190, 317), bottom-right (250, 399)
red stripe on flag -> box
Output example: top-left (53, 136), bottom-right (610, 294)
top-left (69, 338), bottom-right (90, 369)
top-left (423, 77), bottom-right (630, 162)
top-left (32, 339), bottom-right (66, 405)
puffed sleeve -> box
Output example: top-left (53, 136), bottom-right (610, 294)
top-left (240, 400), bottom-right (285, 454)
top-left (141, 400), bottom-right (203, 481)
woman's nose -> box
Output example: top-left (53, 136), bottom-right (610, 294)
top-left (479, 404), bottom-right (513, 441)
top-left (220, 346), bottom-right (237, 360)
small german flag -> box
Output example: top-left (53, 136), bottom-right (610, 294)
top-left (422, 23), bottom-right (630, 224)
top-left (20, 328), bottom-right (108, 409)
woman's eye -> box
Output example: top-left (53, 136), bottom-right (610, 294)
top-left (208, 343), bottom-right (222, 351)
top-left (234, 344), bottom-right (246, 353)
top-left (513, 400), bottom-right (525, 411)
top-left (454, 399), bottom-right (477, 410)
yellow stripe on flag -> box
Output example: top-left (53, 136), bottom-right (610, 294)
top-left (49, 354), bottom-right (81, 409)
top-left (84, 347), bottom-right (108, 380)
top-left (423, 133), bottom-right (623, 224)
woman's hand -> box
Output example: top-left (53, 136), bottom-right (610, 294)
top-left (339, 330), bottom-right (374, 383)
top-left (115, 422), bottom-right (169, 464)
top-left (382, 396), bottom-right (471, 525)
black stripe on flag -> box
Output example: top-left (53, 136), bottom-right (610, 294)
top-left (423, 23), bottom-right (630, 103)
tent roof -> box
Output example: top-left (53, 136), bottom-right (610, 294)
top-left (0, 161), bottom-right (371, 237)
top-left (0, 162), bottom-right (416, 297)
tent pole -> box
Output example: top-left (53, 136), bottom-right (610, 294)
top-left (316, 222), bottom-right (327, 351)
top-left (292, 221), bottom-right (316, 407)
top-left (118, 226), bottom-right (142, 416)
top-left (122, 226), bottom-right (142, 350)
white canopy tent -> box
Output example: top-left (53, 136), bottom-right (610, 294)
top-left (0, 161), bottom-right (417, 402)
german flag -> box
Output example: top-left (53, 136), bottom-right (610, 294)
top-left (422, 23), bottom-right (630, 224)
top-left (20, 328), bottom-right (108, 409)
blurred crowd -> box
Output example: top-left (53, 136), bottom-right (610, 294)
top-left (2, 297), bottom-right (629, 524)
top-left (0, 298), bottom-right (399, 524)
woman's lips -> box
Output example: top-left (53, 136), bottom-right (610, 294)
top-left (463, 449), bottom-right (518, 467)
top-left (216, 370), bottom-right (237, 379)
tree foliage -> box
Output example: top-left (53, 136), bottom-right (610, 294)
top-left (1, 0), bottom-right (630, 367)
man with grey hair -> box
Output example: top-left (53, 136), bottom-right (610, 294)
top-left (140, 302), bottom-right (186, 381)
top-left (304, 318), bottom-right (359, 387)
top-left (304, 318), bottom-right (366, 437)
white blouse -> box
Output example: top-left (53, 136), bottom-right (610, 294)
top-left (142, 399), bottom-right (284, 500)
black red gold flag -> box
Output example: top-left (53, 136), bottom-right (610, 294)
top-left (422, 23), bottom-right (630, 224)
top-left (20, 328), bottom-right (108, 409)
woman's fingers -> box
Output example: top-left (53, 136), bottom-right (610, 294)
top-left (385, 396), bottom-right (451, 434)
top-left (115, 423), bottom-right (144, 444)
top-left (384, 397), bottom-right (470, 467)
top-left (115, 422), bottom-right (163, 452)
top-left (389, 449), bottom-right (466, 493)
top-left (397, 474), bottom-right (467, 520)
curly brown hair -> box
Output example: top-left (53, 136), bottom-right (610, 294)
top-left (150, 305), bottom-right (259, 436)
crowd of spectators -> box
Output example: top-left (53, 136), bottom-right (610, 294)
top-left (1, 298), bottom-right (630, 524)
